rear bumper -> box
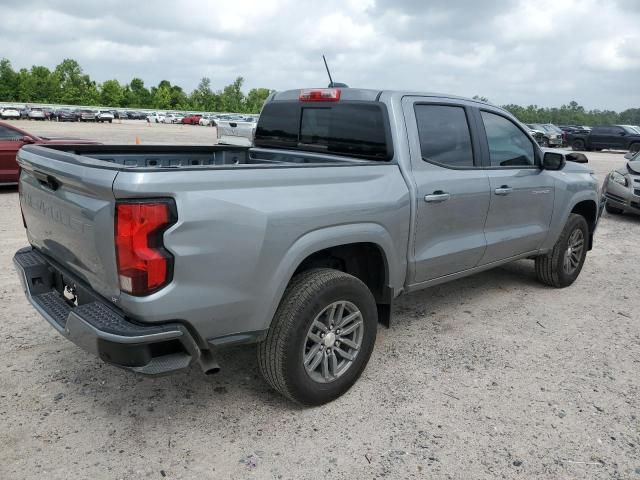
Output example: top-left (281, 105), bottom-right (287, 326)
top-left (13, 246), bottom-right (201, 375)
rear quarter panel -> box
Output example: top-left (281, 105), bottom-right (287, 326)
top-left (113, 164), bottom-right (410, 343)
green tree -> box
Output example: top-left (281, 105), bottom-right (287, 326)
top-left (152, 81), bottom-right (172, 109)
top-left (245, 87), bottom-right (271, 113)
top-left (0, 58), bottom-right (19, 101)
top-left (126, 77), bottom-right (151, 107)
top-left (220, 77), bottom-right (245, 112)
top-left (100, 79), bottom-right (124, 107)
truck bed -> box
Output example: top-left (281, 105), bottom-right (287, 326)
top-left (22, 144), bottom-right (375, 170)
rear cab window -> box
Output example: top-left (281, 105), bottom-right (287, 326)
top-left (255, 100), bottom-right (392, 161)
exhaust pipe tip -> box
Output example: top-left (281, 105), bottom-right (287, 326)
top-left (198, 350), bottom-right (220, 376)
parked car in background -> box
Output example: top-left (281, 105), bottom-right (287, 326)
top-left (601, 150), bottom-right (640, 215)
top-left (0, 120), bottom-right (99, 185)
top-left (525, 126), bottom-right (544, 145)
top-left (55, 108), bottom-right (76, 122)
top-left (526, 123), bottom-right (563, 147)
top-left (0, 106), bottom-right (21, 120)
top-left (163, 113), bottom-right (183, 124)
top-left (96, 110), bottom-right (114, 123)
top-left (146, 112), bottom-right (166, 123)
top-left (181, 113), bottom-right (202, 125)
top-left (568, 125), bottom-right (640, 152)
top-left (19, 107), bottom-right (29, 119)
top-left (75, 109), bottom-right (97, 122)
top-left (198, 114), bottom-right (215, 126)
top-left (43, 108), bottom-right (55, 120)
top-left (27, 108), bottom-right (46, 121)
top-left (216, 116), bottom-right (258, 146)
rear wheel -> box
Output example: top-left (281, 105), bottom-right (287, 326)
top-left (258, 268), bottom-right (377, 405)
top-left (630, 143), bottom-right (640, 154)
top-left (535, 214), bottom-right (588, 288)
top-left (572, 139), bottom-right (585, 151)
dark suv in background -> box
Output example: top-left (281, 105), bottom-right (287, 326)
top-left (568, 125), bottom-right (640, 152)
top-left (526, 123), bottom-right (564, 147)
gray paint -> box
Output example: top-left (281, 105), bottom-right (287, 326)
top-left (16, 89), bottom-right (601, 347)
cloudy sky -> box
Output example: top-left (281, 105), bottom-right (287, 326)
top-left (1, 0), bottom-right (639, 110)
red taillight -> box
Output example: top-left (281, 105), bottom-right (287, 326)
top-left (115, 200), bottom-right (176, 296)
top-left (299, 88), bottom-right (341, 102)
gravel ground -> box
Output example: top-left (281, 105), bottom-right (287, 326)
top-left (0, 122), bottom-right (638, 479)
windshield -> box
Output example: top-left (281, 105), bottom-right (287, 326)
top-left (543, 124), bottom-right (562, 134)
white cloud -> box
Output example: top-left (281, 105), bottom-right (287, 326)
top-left (0, 0), bottom-right (638, 109)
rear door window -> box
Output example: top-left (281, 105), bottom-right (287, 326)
top-left (415, 105), bottom-right (475, 168)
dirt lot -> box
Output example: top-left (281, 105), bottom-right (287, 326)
top-left (0, 121), bottom-right (638, 480)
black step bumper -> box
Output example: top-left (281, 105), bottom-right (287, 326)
top-left (13, 247), bottom-right (200, 375)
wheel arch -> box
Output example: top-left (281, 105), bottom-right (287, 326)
top-left (570, 199), bottom-right (599, 250)
top-left (257, 223), bottom-right (405, 332)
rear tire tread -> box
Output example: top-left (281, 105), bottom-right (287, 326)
top-left (257, 268), bottom-right (375, 404)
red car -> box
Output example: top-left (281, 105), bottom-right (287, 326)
top-left (181, 114), bottom-right (202, 125)
top-left (0, 120), bottom-right (100, 185)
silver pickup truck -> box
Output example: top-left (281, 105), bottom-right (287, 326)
top-left (14, 87), bottom-right (602, 405)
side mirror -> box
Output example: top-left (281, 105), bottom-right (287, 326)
top-left (21, 135), bottom-right (35, 144)
top-left (542, 152), bottom-right (565, 170)
top-left (565, 152), bottom-right (588, 163)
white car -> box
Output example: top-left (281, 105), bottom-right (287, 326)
top-left (96, 111), bottom-right (114, 123)
top-left (28, 108), bottom-right (46, 120)
top-left (216, 117), bottom-right (257, 146)
top-left (0, 107), bottom-right (21, 120)
top-left (163, 113), bottom-right (183, 124)
top-left (146, 112), bottom-right (166, 123)
top-left (199, 114), bottom-right (214, 126)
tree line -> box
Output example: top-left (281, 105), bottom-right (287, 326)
top-left (473, 96), bottom-right (639, 126)
top-left (1, 58), bottom-right (639, 123)
top-left (0, 58), bottom-right (271, 113)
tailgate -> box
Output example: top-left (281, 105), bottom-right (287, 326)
top-left (18, 145), bottom-right (120, 301)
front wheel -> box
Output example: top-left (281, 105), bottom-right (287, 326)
top-left (258, 268), bottom-right (378, 405)
top-left (572, 139), bottom-right (585, 151)
top-left (535, 214), bottom-right (589, 288)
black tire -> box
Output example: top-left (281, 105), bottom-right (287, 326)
top-left (630, 143), bottom-right (640, 154)
top-left (535, 213), bottom-right (589, 288)
top-left (605, 203), bottom-right (623, 215)
top-left (541, 137), bottom-right (550, 147)
top-left (258, 268), bottom-right (378, 405)
top-left (572, 139), bottom-right (585, 151)
top-left (108, 120), bottom-right (112, 123)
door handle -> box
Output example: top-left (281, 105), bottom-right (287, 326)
top-left (494, 186), bottom-right (513, 195)
top-left (424, 191), bottom-right (451, 203)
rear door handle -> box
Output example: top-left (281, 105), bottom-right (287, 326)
top-left (424, 192), bottom-right (451, 203)
top-left (494, 186), bottom-right (513, 195)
